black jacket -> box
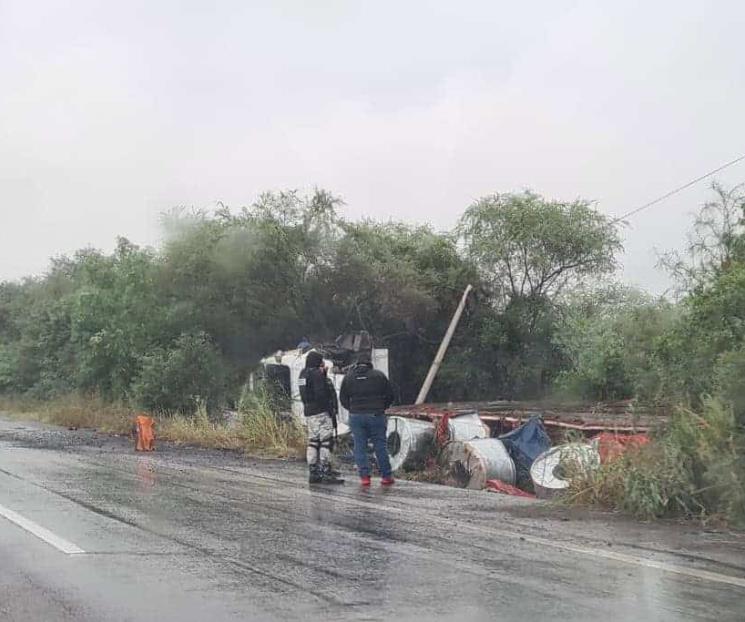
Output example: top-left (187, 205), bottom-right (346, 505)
top-left (299, 366), bottom-right (331, 417)
top-left (339, 363), bottom-right (394, 414)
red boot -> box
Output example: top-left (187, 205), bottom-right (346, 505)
top-left (360, 475), bottom-right (371, 487)
top-left (381, 476), bottom-right (395, 486)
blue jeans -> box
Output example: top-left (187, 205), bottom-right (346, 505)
top-left (349, 413), bottom-right (392, 478)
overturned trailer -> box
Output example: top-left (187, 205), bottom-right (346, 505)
top-left (386, 401), bottom-right (657, 493)
top-left (388, 400), bottom-right (659, 442)
top-left (257, 335), bottom-right (389, 434)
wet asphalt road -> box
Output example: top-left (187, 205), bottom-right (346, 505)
top-left (1, 416), bottom-right (744, 621)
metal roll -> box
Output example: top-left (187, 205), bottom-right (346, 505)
top-left (446, 412), bottom-right (490, 443)
top-left (449, 438), bottom-right (516, 490)
top-left (530, 443), bottom-right (600, 499)
top-left (386, 417), bottom-right (435, 473)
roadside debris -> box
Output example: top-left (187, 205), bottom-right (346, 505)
top-left (530, 443), bottom-right (600, 499)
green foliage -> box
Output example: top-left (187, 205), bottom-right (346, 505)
top-left (570, 398), bottom-right (745, 526)
top-left (712, 346), bottom-right (745, 426)
top-left (7, 181), bottom-right (742, 428)
top-left (459, 190), bottom-right (622, 302)
top-left (69, 240), bottom-right (165, 399)
top-left (552, 285), bottom-right (676, 401)
top-left (548, 182), bottom-right (745, 409)
top-left (0, 343), bottom-right (19, 393)
top-left (660, 181), bottom-right (745, 293)
top-left (327, 221), bottom-right (478, 401)
top-left (0, 188), bottom-right (482, 409)
top-left (130, 333), bottom-right (226, 414)
top-left (651, 262), bottom-right (745, 405)
top-left (457, 191), bottom-right (622, 399)
top-left (558, 183), bottom-right (745, 525)
top-left (464, 294), bottom-right (563, 399)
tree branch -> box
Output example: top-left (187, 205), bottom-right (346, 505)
top-left (504, 254), bottom-right (517, 297)
top-left (521, 245), bottom-right (534, 296)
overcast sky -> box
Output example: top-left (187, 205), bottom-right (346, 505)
top-left (1, 1), bottom-right (744, 293)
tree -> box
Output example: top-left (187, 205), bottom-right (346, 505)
top-left (660, 181), bottom-right (745, 294)
top-left (322, 221), bottom-right (478, 402)
top-left (458, 191), bottom-right (622, 305)
top-left (454, 191), bottom-right (622, 398)
top-left (552, 284), bottom-right (676, 401)
top-left (647, 182), bottom-right (745, 406)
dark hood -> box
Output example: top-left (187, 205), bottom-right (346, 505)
top-left (305, 351), bottom-right (324, 369)
top-left (354, 351), bottom-right (373, 369)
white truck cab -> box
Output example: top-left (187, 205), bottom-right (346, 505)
top-left (259, 346), bottom-right (389, 436)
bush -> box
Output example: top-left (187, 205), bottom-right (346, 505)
top-left (0, 344), bottom-right (18, 393)
top-left (568, 397), bottom-right (745, 526)
top-left (552, 286), bottom-right (675, 402)
top-left (713, 347), bottom-right (745, 425)
top-left (130, 332), bottom-right (226, 414)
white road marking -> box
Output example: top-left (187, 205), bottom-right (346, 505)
top-left (0, 503), bottom-right (85, 555)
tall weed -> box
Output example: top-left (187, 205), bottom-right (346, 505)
top-left (568, 397), bottom-right (745, 526)
top-left (238, 384), bottom-right (305, 457)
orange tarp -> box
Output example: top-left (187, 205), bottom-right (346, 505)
top-left (592, 432), bottom-right (649, 463)
top-left (485, 479), bottom-right (536, 498)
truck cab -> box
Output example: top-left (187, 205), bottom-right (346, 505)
top-left (259, 339), bottom-right (389, 436)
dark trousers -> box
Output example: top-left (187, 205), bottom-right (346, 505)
top-left (349, 413), bottom-right (392, 478)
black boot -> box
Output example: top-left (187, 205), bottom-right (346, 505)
top-left (320, 463), bottom-right (345, 485)
top-left (308, 463), bottom-right (323, 484)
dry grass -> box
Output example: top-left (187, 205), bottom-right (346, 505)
top-left (0, 391), bottom-right (306, 459)
top-left (158, 408), bottom-right (305, 458)
top-left (158, 409), bottom-right (245, 450)
top-left (236, 388), bottom-right (306, 458)
top-left (240, 410), bottom-right (305, 457)
top-left (0, 394), bottom-right (132, 434)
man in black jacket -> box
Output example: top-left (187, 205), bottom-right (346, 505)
top-left (299, 351), bottom-right (344, 485)
top-left (339, 352), bottom-right (395, 487)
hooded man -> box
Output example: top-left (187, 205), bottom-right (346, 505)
top-left (299, 351), bottom-right (344, 485)
top-left (339, 352), bottom-right (395, 486)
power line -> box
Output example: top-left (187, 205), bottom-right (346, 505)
top-left (611, 152), bottom-right (745, 224)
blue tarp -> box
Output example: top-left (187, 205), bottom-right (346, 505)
top-left (499, 416), bottom-right (552, 488)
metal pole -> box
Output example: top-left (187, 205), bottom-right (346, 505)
top-left (415, 284), bottom-right (473, 405)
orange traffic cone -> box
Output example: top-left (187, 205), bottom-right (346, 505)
top-left (135, 414), bottom-right (156, 452)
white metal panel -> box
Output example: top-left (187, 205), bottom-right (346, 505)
top-left (372, 348), bottom-right (389, 378)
